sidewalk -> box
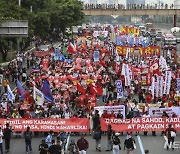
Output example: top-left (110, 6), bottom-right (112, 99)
top-left (0, 45), bottom-right (36, 67)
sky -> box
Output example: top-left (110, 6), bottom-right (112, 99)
top-left (81, 0), bottom-right (176, 5)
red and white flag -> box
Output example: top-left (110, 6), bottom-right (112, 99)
top-left (67, 43), bottom-right (76, 54)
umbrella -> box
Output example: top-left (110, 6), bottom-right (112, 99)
top-left (171, 27), bottom-right (180, 33)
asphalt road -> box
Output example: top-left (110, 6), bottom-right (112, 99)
top-left (3, 132), bottom-right (180, 154)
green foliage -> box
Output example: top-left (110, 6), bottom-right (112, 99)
top-left (0, 0), bottom-right (84, 39)
top-left (0, 0), bottom-right (84, 62)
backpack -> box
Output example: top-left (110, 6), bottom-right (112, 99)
top-left (113, 137), bottom-right (120, 145)
top-left (125, 138), bottom-right (134, 149)
top-left (25, 131), bottom-right (32, 141)
top-left (93, 131), bottom-right (101, 140)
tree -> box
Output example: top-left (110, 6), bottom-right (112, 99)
top-left (33, 12), bottom-right (51, 39)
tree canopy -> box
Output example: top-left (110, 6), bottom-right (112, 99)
top-left (0, 0), bottom-right (84, 39)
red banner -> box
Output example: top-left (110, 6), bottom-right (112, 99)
top-left (34, 50), bottom-right (53, 57)
top-left (116, 46), bottom-right (160, 57)
top-left (0, 118), bottom-right (89, 132)
top-left (100, 118), bottom-right (180, 132)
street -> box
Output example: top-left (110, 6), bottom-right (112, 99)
top-left (3, 132), bottom-right (180, 154)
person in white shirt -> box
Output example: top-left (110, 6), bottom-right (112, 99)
top-left (0, 127), bottom-right (3, 154)
top-left (45, 130), bottom-right (53, 147)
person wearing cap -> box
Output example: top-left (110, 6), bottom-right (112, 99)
top-left (3, 123), bottom-right (13, 153)
top-left (112, 133), bottom-right (121, 154)
top-left (45, 130), bottom-right (53, 148)
top-left (77, 134), bottom-right (89, 154)
top-left (0, 127), bottom-right (3, 154)
top-left (124, 132), bottom-right (135, 154)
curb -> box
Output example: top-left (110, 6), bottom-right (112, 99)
top-left (0, 46), bottom-right (36, 67)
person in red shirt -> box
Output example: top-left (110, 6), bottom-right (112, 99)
top-left (77, 134), bottom-right (89, 153)
top-left (165, 124), bottom-right (176, 150)
top-left (101, 110), bottom-right (110, 118)
top-left (145, 93), bottom-right (152, 104)
top-left (109, 111), bottom-right (116, 119)
top-left (168, 99), bottom-right (173, 107)
top-left (24, 111), bottom-right (31, 119)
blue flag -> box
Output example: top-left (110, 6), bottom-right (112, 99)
top-left (16, 79), bottom-right (26, 99)
top-left (42, 80), bottom-right (54, 102)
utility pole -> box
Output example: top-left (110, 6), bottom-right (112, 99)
top-left (18, 0), bottom-right (21, 6)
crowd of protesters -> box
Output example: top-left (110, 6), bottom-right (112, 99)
top-left (0, 24), bottom-right (180, 121)
top-left (83, 3), bottom-right (175, 10)
top-left (0, 23), bottom-right (179, 153)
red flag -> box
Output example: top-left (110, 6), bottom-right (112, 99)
top-left (77, 83), bottom-right (86, 95)
top-left (150, 60), bottom-right (160, 75)
top-left (67, 43), bottom-right (76, 54)
top-left (99, 59), bottom-right (106, 67)
top-left (101, 47), bottom-right (106, 53)
top-left (81, 42), bottom-right (87, 50)
top-left (90, 84), bottom-right (102, 95)
top-left (96, 43), bottom-right (101, 49)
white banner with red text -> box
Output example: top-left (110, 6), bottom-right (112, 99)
top-left (94, 105), bottom-right (125, 118)
top-left (149, 107), bottom-right (180, 117)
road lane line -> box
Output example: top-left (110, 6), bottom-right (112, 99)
top-left (137, 135), bottom-right (145, 154)
top-left (65, 133), bottom-right (71, 151)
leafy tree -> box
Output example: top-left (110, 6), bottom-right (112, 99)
top-left (0, 0), bottom-right (85, 62)
top-left (33, 12), bottom-right (51, 39)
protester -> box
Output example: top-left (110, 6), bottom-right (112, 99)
top-left (39, 139), bottom-right (48, 154)
top-left (24, 126), bottom-right (32, 153)
top-left (145, 149), bottom-right (149, 154)
top-left (106, 124), bottom-right (113, 151)
top-left (68, 139), bottom-right (79, 154)
top-left (92, 110), bottom-right (100, 131)
top-left (45, 130), bottom-right (53, 148)
top-left (112, 132), bottom-right (121, 154)
top-left (3, 123), bottom-right (13, 153)
top-left (57, 130), bottom-right (67, 152)
top-left (165, 124), bottom-right (176, 150)
top-left (93, 125), bottom-right (102, 151)
top-left (77, 134), bottom-right (89, 154)
top-left (142, 111), bottom-right (150, 136)
top-left (0, 127), bottom-right (3, 154)
top-left (124, 132), bottom-right (135, 154)
top-left (48, 139), bottom-right (61, 154)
